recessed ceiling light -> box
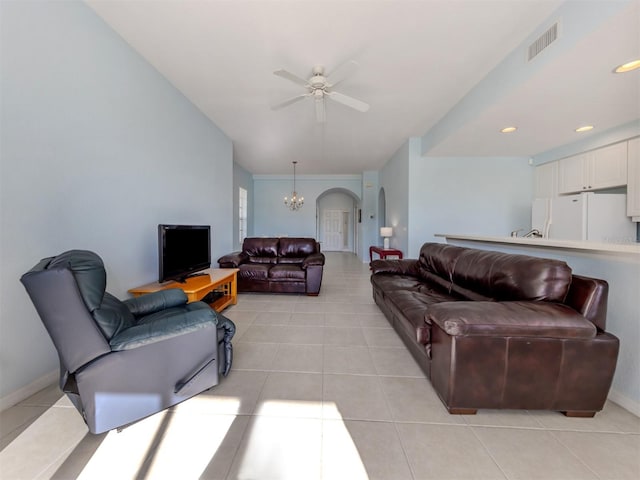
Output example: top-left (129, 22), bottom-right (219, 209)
top-left (501, 126), bottom-right (517, 133)
top-left (614, 59), bottom-right (640, 73)
top-left (575, 125), bottom-right (594, 133)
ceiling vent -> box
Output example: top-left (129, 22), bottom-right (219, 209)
top-left (528, 22), bottom-right (558, 61)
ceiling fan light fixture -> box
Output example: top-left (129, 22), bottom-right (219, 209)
top-left (500, 126), bottom-right (517, 133)
top-left (613, 59), bottom-right (640, 73)
top-left (271, 61), bottom-right (369, 122)
top-left (575, 125), bottom-right (594, 133)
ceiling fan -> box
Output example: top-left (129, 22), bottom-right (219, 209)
top-left (271, 61), bottom-right (370, 123)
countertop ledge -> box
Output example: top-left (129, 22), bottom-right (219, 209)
top-left (435, 234), bottom-right (640, 255)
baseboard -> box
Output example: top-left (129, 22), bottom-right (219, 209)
top-left (608, 388), bottom-right (640, 417)
top-left (0, 370), bottom-right (58, 412)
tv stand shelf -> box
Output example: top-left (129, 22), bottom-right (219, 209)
top-left (128, 268), bottom-right (239, 312)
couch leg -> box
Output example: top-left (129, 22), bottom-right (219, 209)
top-left (306, 293), bottom-right (319, 296)
top-left (562, 411), bottom-right (596, 418)
top-left (448, 408), bottom-right (477, 415)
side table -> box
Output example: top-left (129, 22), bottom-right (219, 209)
top-left (128, 268), bottom-right (238, 312)
top-left (369, 246), bottom-right (404, 262)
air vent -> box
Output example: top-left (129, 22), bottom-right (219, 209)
top-left (528, 22), bottom-right (558, 61)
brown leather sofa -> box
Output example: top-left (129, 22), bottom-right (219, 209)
top-left (370, 242), bottom-right (619, 417)
top-left (218, 237), bottom-right (325, 295)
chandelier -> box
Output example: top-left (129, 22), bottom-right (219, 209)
top-left (284, 161), bottom-right (304, 211)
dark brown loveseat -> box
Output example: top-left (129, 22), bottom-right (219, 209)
top-left (371, 242), bottom-right (619, 417)
top-left (218, 237), bottom-right (325, 295)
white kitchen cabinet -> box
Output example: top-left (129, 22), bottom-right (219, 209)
top-left (558, 142), bottom-right (628, 194)
top-left (534, 161), bottom-right (558, 198)
top-left (627, 137), bottom-right (640, 221)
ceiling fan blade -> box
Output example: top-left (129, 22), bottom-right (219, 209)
top-left (327, 60), bottom-right (359, 88)
top-left (315, 97), bottom-right (326, 123)
top-left (271, 94), bottom-right (309, 111)
top-left (273, 69), bottom-right (309, 87)
top-left (326, 91), bottom-right (370, 113)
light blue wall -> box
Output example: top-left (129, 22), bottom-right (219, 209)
top-left (408, 157), bottom-right (533, 257)
top-left (233, 162), bottom-right (254, 250)
top-left (252, 174), bottom-right (362, 239)
top-left (0, 1), bottom-right (233, 401)
top-left (380, 140), bottom-right (412, 255)
top-left (361, 171), bottom-right (380, 261)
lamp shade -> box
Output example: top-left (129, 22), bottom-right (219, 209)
top-left (380, 227), bottom-right (393, 249)
top-left (380, 227), bottom-right (393, 238)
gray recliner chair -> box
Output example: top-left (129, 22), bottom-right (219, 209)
top-left (20, 250), bottom-right (235, 434)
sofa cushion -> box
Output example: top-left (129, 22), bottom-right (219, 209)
top-left (453, 249), bottom-right (572, 302)
top-left (418, 243), bottom-right (463, 281)
top-left (243, 238), bottom-right (279, 264)
top-left (427, 301), bottom-right (597, 339)
top-left (239, 264), bottom-right (270, 281)
top-left (418, 243), bottom-right (572, 303)
top-left (269, 264), bottom-right (306, 280)
top-left (371, 274), bottom-right (425, 293)
top-left (278, 238), bottom-right (317, 264)
top-left (386, 290), bottom-right (459, 345)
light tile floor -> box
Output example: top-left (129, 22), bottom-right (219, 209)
top-left (1, 252), bottom-right (639, 479)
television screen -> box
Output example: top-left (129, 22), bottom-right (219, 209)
top-left (158, 224), bottom-right (211, 283)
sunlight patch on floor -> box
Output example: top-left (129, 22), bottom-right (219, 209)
top-left (77, 397), bottom-right (240, 479)
top-left (254, 398), bottom-right (323, 418)
top-left (232, 401), bottom-right (367, 480)
top-left (322, 419), bottom-right (370, 480)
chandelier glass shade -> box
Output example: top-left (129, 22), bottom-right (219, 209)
top-left (284, 161), bottom-right (304, 211)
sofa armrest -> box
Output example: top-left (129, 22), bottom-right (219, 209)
top-left (427, 301), bottom-right (597, 339)
top-left (218, 251), bottom-right (249, 268)
top-left (123, 289), bottom-right (187, 317)
top-left (109, 307), bottom-right (217, 351)
top-left (370, 259), bottom-right (420, 276)
top-left (302, 252), bottom-right (325, 268)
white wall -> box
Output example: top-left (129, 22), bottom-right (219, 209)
top-left (0, 1), bottom-right (233, 403)
top-left (408, 156), bottom-right (533, 256)
top-left (252, 175), bottom-right (361, 239)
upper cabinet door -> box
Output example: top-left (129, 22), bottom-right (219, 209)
top-left (627, 137), bottom-right (640, 220)
top-left (590, 142), bottom-right (627, 190)
top-left (558, 142), bottom-right (628, 194)
top-left (534, 161), bottom-right (558, 198)
top-left (558, 153), bottom-right (589, 194)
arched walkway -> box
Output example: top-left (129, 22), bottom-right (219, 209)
top-left (316, 188), bottom-right (361, 254)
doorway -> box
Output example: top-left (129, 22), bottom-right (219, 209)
top-left (316, 188), bottom-right (361, 254)
top-left (323, 210), bottom-right (349, 251)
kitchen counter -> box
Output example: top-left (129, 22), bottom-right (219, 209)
top-left (435, 234), bottom-right (640, 255)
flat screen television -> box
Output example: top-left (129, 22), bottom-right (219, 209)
top-left (158, 224), bottom-right (211, 283)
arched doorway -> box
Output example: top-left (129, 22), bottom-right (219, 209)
top-left (316, 188), bottom-right (361, 253)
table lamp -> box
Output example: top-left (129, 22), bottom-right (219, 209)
top-left (380, 227), bottom-right (393, 249)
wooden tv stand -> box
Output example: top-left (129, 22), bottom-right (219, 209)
top-left (128, 268), bottom-right (239, 312)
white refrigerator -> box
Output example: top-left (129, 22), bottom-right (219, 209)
top-left (532, 192), bottom-right (636, 243)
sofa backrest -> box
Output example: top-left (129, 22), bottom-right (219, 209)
top-left (418, 243), bottom-right (572, 302)
top-left (278, 237), bottom-right (318, 264)
top-left (242, 237), bottom-right (279, 264)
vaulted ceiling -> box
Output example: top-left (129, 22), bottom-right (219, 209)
top-left (86, 0), bottom-right (639, 175)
